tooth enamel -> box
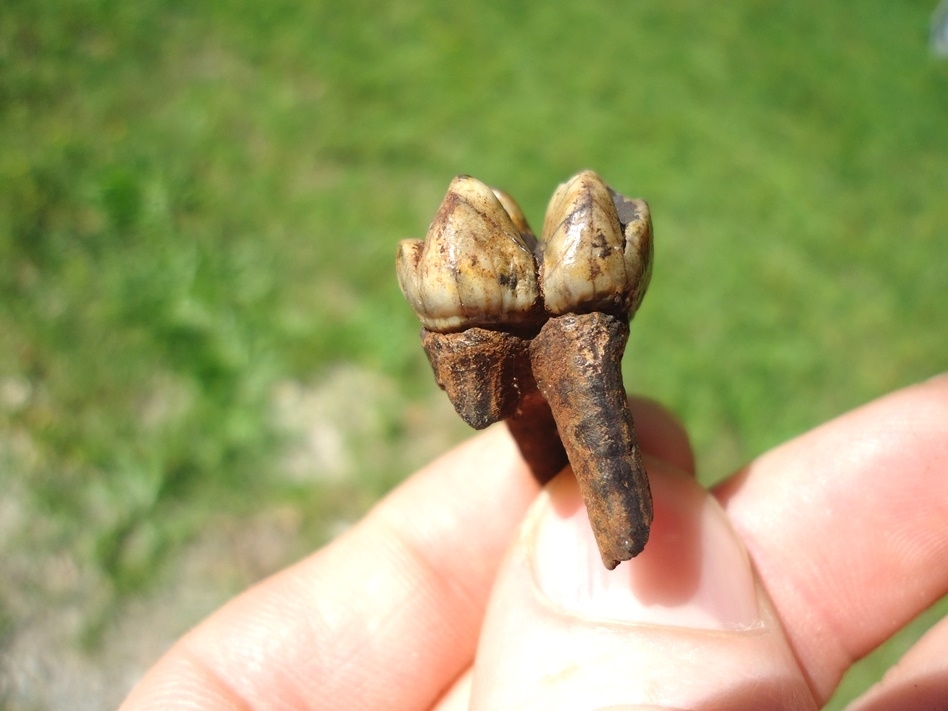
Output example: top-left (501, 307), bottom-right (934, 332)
top-left (609, 189), bottom-right (653, 317)
top-left (539, 170), bottom-right (653, 318)
top-left (396, 176), bottom-right (540, 333)
top-left (491, 187), bottom-right (538, 252)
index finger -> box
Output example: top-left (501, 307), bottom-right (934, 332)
top-left (120, 397), bottom-right (692, 711)
top-left (120, 424), bottom-right (534, 711)
top-left (715, 374), bottom-right (948, 702)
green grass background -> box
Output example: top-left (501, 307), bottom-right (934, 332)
top-left (1, 0), bottom-right (946, 706)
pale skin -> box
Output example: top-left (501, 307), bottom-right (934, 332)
top-left (119, 375), bottom-right (948, 710)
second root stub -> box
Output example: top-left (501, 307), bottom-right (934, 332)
top-left (421, 327), bottom-right (532, 430)
top-left (530, 311), bottom-right (653, 569)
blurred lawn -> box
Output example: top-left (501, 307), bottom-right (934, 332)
top-left (1, 0), bottom-right (946, 707)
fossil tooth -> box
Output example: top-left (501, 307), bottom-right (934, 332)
top-left (395, 171), bottom-right (656, 568)
top-left (396, 176), bottom-right (540, 333)
top-left (539, 170), bottom-right (653, 319)
top-left (535, 171), bottom-right (655, 568)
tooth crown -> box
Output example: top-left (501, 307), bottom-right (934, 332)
top-left (539, 170), bottom-right (652, 318)
top-left (397, 171), bottom-right (652, 331)
top-left (396, 176), bottom-right (540, 333)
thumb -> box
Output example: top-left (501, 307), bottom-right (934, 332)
top-left (468, 461), bottom-right (815, 711)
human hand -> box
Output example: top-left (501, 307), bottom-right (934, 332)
top-left (119, 376), bottom-right (948, 710)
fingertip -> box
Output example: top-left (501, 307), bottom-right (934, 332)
top-left (468, 462), bottom-right (809, 709)
top-left (533, 464), bottom-right (759, 631)
top-left (844, 615), bottom-right (948, 711)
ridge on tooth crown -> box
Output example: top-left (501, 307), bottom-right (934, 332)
top-left (396, 176), bottom-right (540, 333)
top-left (539, 170), bottom-right (653, 319)
top-left (491, 186), bottom-right (538, 253)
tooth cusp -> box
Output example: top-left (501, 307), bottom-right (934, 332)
top-left (611, 191), bottom-right (653, 317)
top-left (395, 176), bottom-right (540, 333)
top-left (540, 170), bottom-right (653, 319)
top-left (492, 187), bottom-right (538, 253)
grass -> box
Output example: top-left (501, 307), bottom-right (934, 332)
top-left (1, 0), bottom-right (946, 707)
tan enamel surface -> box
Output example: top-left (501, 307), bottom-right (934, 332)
top-left (491, 187), bottom-right (534, 240)
top-left (396, 176), bottom-right (539, 333)
top-left (539, 170), bottom-right (634, 315)
top-left (397, 171), bottom-right (653, 330)
top-left (612, 193), bottom-right (654, 316)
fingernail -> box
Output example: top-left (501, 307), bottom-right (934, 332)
top-left (530, 465), bottom-right (760, 631)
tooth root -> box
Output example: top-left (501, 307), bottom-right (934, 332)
top-left (395, 176), bottom-right (540, 333)
top-left (529, 311), bottom-right (653, 568)
top-left (420, 327), bottom-right (530, 429)
top-left (505, 390), bottom-right (568, 485)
